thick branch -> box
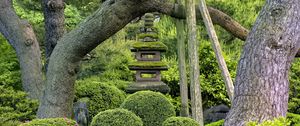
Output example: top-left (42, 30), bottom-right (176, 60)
top-left (37, 0), bottom-right (160, 118)
top-left (0, 0), bottom-right (43, 99)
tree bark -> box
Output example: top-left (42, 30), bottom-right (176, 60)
top-left (175, 0), bottom-right (189, 117)
top-left (186, 0), bottom-right (204, 125)
top-left (224, 0), bottom-right (300, 125)
top-left (198, 0), bottom-right (234, 103)
top-left (0, 0), bottom-right (43, 100)
top-left (42, 0), bottom-right (65, 71)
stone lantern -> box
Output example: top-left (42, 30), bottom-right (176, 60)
top-left (126, 13), bottom-right (170, 93)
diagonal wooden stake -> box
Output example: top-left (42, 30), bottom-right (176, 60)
top-left (198, 0), bottom-right (234, 103)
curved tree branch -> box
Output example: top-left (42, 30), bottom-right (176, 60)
top-left (0, 0), bottom-right (43, 99)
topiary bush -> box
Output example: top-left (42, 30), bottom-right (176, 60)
top-left (162, 117), bottom-right (200, 126)
top-left (90, 108), bottom-right (143, 126)
top-left (0, 86), bottom-right (38, 124)
top-left (205, 119), bottom-right (224, 126)
top-left (19, 118), bottom-right (76, 126)
top-left (120, 91), bottom-right (176, 126)
top-left (75, 82), bottom-right (126, 118)
top-left (247, 117), bottom-right (290, 126)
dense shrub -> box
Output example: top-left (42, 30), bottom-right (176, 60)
top-left (247, 117), bottom-right (290, 126)
top-left (120, 91), bottom-right (176, 126)
top-left (75, 82), bottom-right (126, 118)
top-left (0, 86), bottom-right (38, 124)
top-left (19, 118), bottom-right (76, 126)
top-left (288, 59), bottom-right (300, 114)
top-left (0, 120), bottom-right (22, 126)
top-left (90, 108), bottom-right (143, 126)
top-left (162, 117), bottom-right (199, 126)
top-left (287, 112), bottom-right (300, 125)
top-left (205, 120), bottom-right (224, 126)
top-left (0, 38), bottom-right (22, 90)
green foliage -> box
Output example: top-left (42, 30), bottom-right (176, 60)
top-left (287, 112), bottom-right (300, 125)
top-left (0, 120), bottom-right (22, 126)
top-left (75, 80), bottom-right (126, 118)
top-left (78, 40), bottom-right (134, 82)
top-left (65, 0), bottom-right (102, 17)
top-left (288, 59), bottom-right (300, 114)
top-left (162, 117), bottom-right (200, 126)
top-left (0, 86), bottom-right (38, 123)
top-left (165, 95), bottom-right (182, 115)
top-left (205, 120), bottom-right (224, 126)
top-left (90, 108), bottom-right (143, 126)
top-left (20, 118), bottom-right (76, 126)
top-left (161, 41), bottom-right (236, 108)
top-left (0, 37), bottom-right (22, 90)
top-left (64, 4), bottom-right (84, 31)
top-left (120, 91), bottom-right (176, 126)
top-left (247, 117), bottom-right (290, 126)
top-left (199, 41), bottom-right (237, 107)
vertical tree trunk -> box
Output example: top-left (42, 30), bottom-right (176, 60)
top-left (0, 0), bottom-right (43, 100)
top-left (176, 0), bottom-right (189, 117)
top-left (186, 0), bottom-right (204, 125)
top-left (42, 0), bottom-right (65, 70)
top-left (198, 0), bottom-right (234, 103)
top-left (225, 0), bottom-right (300, 125)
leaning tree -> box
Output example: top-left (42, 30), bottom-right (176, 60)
top-left (225, 0), bottom-right (300, 125)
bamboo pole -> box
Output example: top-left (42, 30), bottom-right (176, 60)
top-left (198, 0), bottom-right (234, 103)
top-left (176, 0), bottom-right (189, 117)
top-left (186, 0), bottom-right (204, 125)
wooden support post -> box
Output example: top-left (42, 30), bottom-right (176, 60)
top-left (198, 0), bottom-right (234, 103)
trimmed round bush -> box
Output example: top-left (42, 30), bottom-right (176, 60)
top-left (75, 82), bottom-right (126, 118)
top-left (91, 108), bottom-right (143, 126)
top-left (20, 118), bottom-right (76, 126)
top-left (120, 91), bottom-right (175, 126)
top-left (163, 117), bottom-right (200, 126)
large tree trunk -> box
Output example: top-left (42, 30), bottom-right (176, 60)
top-left (176, 0), bottom-right (189, 117)
top-left (186, 0), bottom-right (204, 125)
top-left (42, 0), bottom-right (65, 70)
top-left (224, 0), bottom-right (300, 125)
top-left (0, 0), bottom-right (43, 100)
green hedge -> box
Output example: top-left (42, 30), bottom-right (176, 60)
top-left (163, 117), bottom-right (200, 126)
top-left (19, 118), bottom-right (76, 126)
top-left (287, 112), bottom-right (300, 125)
top-left (0, 86), bottom-right (38, 123)
top-left (205, 120), bottom-right (224, 126)
top-left (120, 91), bottom-right (175, 126)
top-left (91, 108), bottom-right (143, 126)
top-left (247, 117), bottom-right (290, 126)
top-left (75, 82), bottom-right (126, 118)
